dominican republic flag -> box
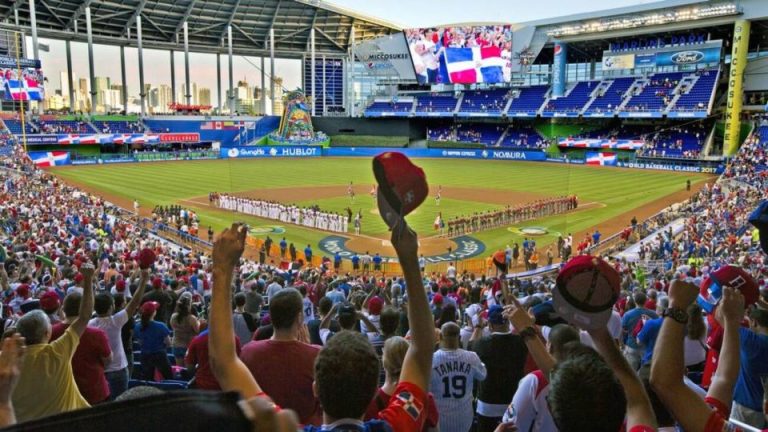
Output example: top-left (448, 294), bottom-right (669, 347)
top-left (3, 79), bottom-right (43, 101)
top-left (586, 152), bottom-right (618, 166)
top-left (29, 151), bottom-right (70, 167)
top-left (444, 46), bottom-right (506, 84)
top-left (58, 135), bottom-right (98, 145)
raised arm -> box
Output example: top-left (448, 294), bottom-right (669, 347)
top-left (0, 334), bottom-right (25, 428)
top-left (706, 287), bottom-right (744, 407)
top-left (649, 281), bottom-right (742, 432)
top-left (71, 262), bottom-right (95, 336)
top-left (391, 222), bottom-right (435, 391)
top-left (589, 326), bottom-right (656, 430)
top-left (124, 269), bottom-right (150, 317)
top-left (503, 297), bottom-right (555, 376)
top-left (208, 223), bottom-right (262, 398)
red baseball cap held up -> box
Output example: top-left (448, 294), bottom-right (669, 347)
top-left (373, 152), bottom-right (428, 229)
top-left (138, 248), bottom-right (156, 270)
top-left (554, 255), bottom-right (620, 330)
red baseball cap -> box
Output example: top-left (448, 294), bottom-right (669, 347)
top-left (432, 293), bottom-right (444, 305)
top-left (373, 152), bottom-right (428, 229)
top-left (115, 279), bottom-right (126, 292)
top-left (698, 265), bottom-right (759, 314)
top-left (554, 255), bottom-right (620, 330)
top-left (16, 284), bottom-right (30, 299)
top-left (368, 296), bottom-right (384, 315)
top-left (140, 301), bottom-right (159, 317)
top-left (138, 248), bottom-right (156, 270)
top-left (40, 291), bottom-right (61, 313)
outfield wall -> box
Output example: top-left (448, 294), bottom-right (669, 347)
top-left (35, 145), bottom-right (725, 174)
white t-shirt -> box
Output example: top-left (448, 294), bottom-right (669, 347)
top-left (88, 309), bottom-right (129, 372)
top-left (504, 371), bottom-right (554, 432)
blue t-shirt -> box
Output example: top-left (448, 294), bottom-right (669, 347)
top-left (373, 255), bottom-right (382, 265)
top-left (592, 232), bottom-right (601, 244)
top-left (636, 317), bottom-right (663, 365)
top-left (334, 253), bottom-right (342, 264)
top-left (351, 255), bottom-right (360, 265)
top-left (305, 247), bottom-right (313, 260)
top-left (304, 419), bottom-right (390, 431)
top-left (280, 239), bottom-right (287, 249)
top-left (621, 308), bottom-right (658, 349)
top-left (733, 327), bottom-right (768, 411)
top-left (134, 320), bottom-right (170, 354)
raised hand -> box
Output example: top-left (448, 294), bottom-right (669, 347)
top-left (390, 220), bottom-right (418, 260)
top-left (668, 280), bottom-right (699, 309)
top-left (0, 334), bottom-right (25, 405)
top-left (503, 296), bottom-right (534, 331)
top-left (213, 223), bottom-right (247, 270)
top-left (716, 287), bottom-right (745, 326)
top-left (79, 261), bottom-right (96, 283)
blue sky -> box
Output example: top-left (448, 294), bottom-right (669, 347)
top-left (29, 0), bottom-right (656, 104)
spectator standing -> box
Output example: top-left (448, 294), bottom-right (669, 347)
top-left (50, 292), bottom-right (112, 405)
top-left (89, 269), bottom-right (149, 400)
top-left (731, 308), bottom-right (768, 428)
top-left (12, 262), bottom-right (96, 422)
top-left (170, 293), bottom-right (200, 365)
top-left (185, 330), bottom-right (241, 390)
top-left (431, 322), bottom-right (486, 432)
top-left (134, 301), bottom-right (173, 381)
top-left (470, 304), bottom-right (529, 431)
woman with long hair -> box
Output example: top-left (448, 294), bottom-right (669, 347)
top-left (134, 302), bottom-right (173, 381)
top-left (170, 293), bottom-right (200, 365)
top-left (684, 303), bottom-right (708, 372)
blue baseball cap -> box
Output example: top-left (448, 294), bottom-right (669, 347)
top-left (488, 304), bottom-right (505, 325)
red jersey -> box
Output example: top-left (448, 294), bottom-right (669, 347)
top-left (50, 323), bottom-right (111, 404)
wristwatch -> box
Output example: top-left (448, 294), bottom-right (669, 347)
top-left (518, 326), bottom-right (538, 340)
top-left (662, 307), bottom-right (689, 324)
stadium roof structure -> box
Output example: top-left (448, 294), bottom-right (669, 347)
top-left (0, 0), bottom-right (401, 58)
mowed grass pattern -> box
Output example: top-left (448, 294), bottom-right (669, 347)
top-left (50, 158), bottom-right (710, 255)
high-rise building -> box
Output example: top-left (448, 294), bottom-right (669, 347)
top-left (199, 87), bottom-right (211, 106)
top-left (158, 84), bottom-right (172, 113)
top-left (272, 77), bottom-right (284, 114)
top-left (59, 71), bottom-right (69, 105)
top-left (93, 77), bottom-right (111, 109)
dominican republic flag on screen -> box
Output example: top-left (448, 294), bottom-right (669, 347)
top-left (3, 79), bottom-right (43, 101)
top-left (586, 152), bottom-right (617, 166)
top-left (444, 46), bottom-right (506, 84)
top-left (29, 151), bottom-right (70, 167)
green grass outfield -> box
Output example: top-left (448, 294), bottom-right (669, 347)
top-left (50, 158), bottom-right (711, 256)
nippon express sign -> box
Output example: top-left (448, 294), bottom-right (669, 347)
top-left (222, 146), bottom-right (320, 159)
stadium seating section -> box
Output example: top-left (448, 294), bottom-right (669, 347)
top-left (2, 119), bottom-right (36, 135)
top-left (363, 68), bottom-right (718, 118)
top-left (96, 120), bottom-right (144, 134)
top-left (38, 119), bottom-right (96, 134)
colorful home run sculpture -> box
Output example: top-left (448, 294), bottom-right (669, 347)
top-left (268, 89), bottom-right (328, 146)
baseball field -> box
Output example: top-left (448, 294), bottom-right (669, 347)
top-left (49, 158), bottom-right (713, 261)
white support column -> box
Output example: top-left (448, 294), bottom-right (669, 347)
top-left (120, 45), bottom-right (128, 113)
top-left (216, 53), bottom-right (222, 113)
top-left (321, 55), bottom-right (326, 116)
top-left (66, 40), bottom-right (75, 111)
top-left (347, 25), bottom-right (355, 116)
top-left (29, 0), bottom-right (39, 60)
top-left (228, 25), bottom-right (234, 114)
top-left (170, 50), bottom-right (176, 104)
top-left (137, 15), bottom-right (146, 117)
top-left (269, 28), bottom-right (275, 115)
top-left (260, 56), bottom-right (266, 115)
top-left (86, 7), bottom-right (96, 114)
top-left (183, 21), bottom-right (191, 106)
top-left (310, 28), bottom-right (316, 116)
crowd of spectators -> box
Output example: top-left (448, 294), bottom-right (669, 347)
top-left (0, 121), bottom-right (765, 432)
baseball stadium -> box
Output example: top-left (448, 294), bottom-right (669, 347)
top-left (0, 0), bottom-right (768, 431)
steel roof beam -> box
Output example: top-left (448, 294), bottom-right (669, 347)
top-left (172, 0), bottom-right (196, 40)
top-left (121, 0), bottom-right (146, 37)
top-left (64, 0), bottom-right (93, 30)
top-left (217, 0), bottom-right (240, 43)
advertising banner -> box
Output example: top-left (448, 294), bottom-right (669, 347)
top-left (724, 21), bottom-right (750, 156)
top-left (322, 147), bottom-right (547, 161)
top-left (552, 42), bottom-right (567, 97)
top-left (601, 54), bottom-right (635, 71)
top-left (558, 139), bottom-right (645, 150)
top-left (654, 46), bottom-right (721, 67)
top-left (159, 133), bottom-right (200, 143)
top-left (617, 161), bottom-right (724, 174)
top-left (222, 146), bottom-right (322, 159)
top-left (354, 34), bottom-right (417, 80)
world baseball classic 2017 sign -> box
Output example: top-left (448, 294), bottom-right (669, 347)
top-left (319, 235), bottom-right (486, 263)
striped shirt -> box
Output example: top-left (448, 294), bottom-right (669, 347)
top-left (430, 348), bottom-right (487, 432)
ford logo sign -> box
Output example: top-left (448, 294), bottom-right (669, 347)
top-left (670, 51), bottom-right (704, 64)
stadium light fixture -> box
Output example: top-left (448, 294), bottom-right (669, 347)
top-left (546, 2), bottom-right (739, 37)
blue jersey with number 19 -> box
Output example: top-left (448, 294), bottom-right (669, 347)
top-left (429, 348), bottom-right (487, 432)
